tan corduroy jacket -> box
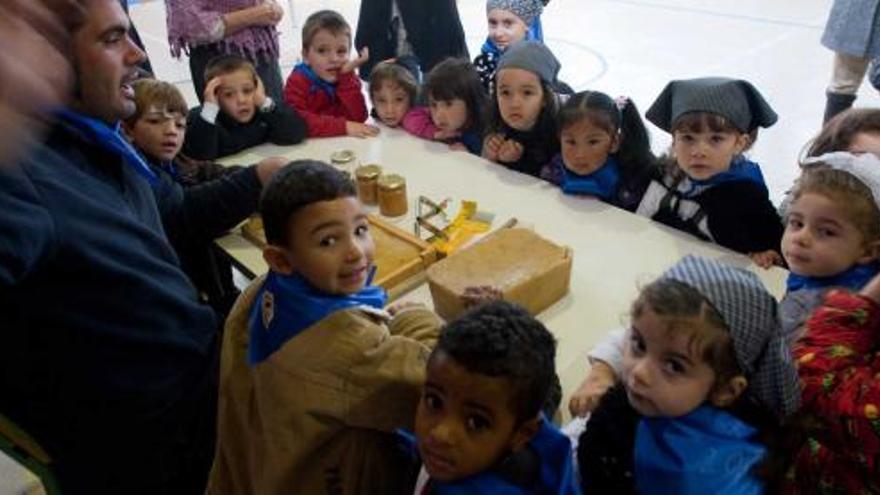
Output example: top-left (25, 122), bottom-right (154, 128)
top-left (207, 278), bottom-right (441, 495)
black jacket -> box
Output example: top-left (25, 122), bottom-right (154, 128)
top-left (0, 122), bottom-right (218, 492)
top-left (498, 116), bottom-right (560, 178)
top-left (355, 0), bottom-right (469, 80)
top-left (638, 171), bottom-right (784, 255)
top-left (183, 103), bottom-right (306, 160)
top-left (149, 157), bottom-right (261, 316)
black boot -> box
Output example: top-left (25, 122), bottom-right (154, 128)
top-left (823, 92), bottom-right (857, 124)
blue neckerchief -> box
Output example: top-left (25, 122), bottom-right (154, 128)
top-left (401, 417), bottom-right (581, 495)
top-left (528, 17), bottom-right (544, 42)
top-left (786, 262), bottom-right (880, 292)
top-left (480, 24), bottom-right (543, 60)
top-left (557, 155), bottom-right (620, 199)
top-left (57, 109), bottom-right (159, 185)
top-left (293, 62), bottom-right (337, 99)
top-left (459, 129), bottom-right (483, 155)
top-left (682, 157), bottom-right (766, 197)
top-left (635, 405), bottom-right (766, 495)
top-left (481, 38), bottom-right (502, 59)
top-left (248, 269), bottom-right (387, 364)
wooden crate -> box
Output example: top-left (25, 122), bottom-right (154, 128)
top-left (426, 228), bottom-right (573, 320)
top-left (241, 215), bottom-right (437, 300)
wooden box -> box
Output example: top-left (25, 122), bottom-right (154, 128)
top-left (241, 215), bottom-right (437, 299)
top-left (426, 228), bottom-right (573, 320)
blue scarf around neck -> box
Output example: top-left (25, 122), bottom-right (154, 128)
top-left (293, 62), bottom-right (338, 99)
top-left (248, 269), bottom-right (388, 364)
top-left (682, 157), bottom-right (766, 197)
top-left (556, 155), bottom-right (620, 199)
top-left (480, 19), bottom-right (544, 60)
top-left (529, 18), bottom-right (544, 42)
top-left (786, 262), bottom-right (880, 293)
top-left (58, 109), bottom-right (158, 185)
top-left (635, 405), bottom-right (766, 495)
top-left (400, 416), bottom-right (580, 495)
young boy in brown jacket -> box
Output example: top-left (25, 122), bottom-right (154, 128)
top-left (208, 160), bottom-right (442, 494)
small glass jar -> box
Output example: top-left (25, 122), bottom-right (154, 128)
top-left (330, 149), bottom-right (356, 165)
top-left (378, 174), bottom-right (408, 217)
top-left (329, 150), bottom-right (356, 177)
top-left (355, 164), bottom-right (382, 205)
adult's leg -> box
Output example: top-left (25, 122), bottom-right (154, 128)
top-left (189, 44), bottom-right (223, 105)
top-left (254, 54), bottom-right (284, 103)
top-left (824, 51), bottom-right (870, 123)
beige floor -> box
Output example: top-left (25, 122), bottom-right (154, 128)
top-left (130, 0), bottom-right (880, 203)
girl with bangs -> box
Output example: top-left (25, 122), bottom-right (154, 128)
top-left (635, 78), bottom-right (784, 267)
top-left (402, 58), bottom-right (487, 154)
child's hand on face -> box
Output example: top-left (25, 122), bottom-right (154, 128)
top-left (749, 249), bottom-right (784, 269)
top-left (204, 76), bottom-right (223, 105)
top-left (483, 133), bottom-right (505, 161)
top-left (345, 121), bottom-right (380, 138)
top-left (497, 139), bottom-right (524, 163)
top-left (254, 156), bottom-right (288, 186)
top-left (568, 360), bottom-right (617, 417)
top-left (461, 285), bottom-right (503, 308)
top-left (342, 47), bottom-right (370, 74)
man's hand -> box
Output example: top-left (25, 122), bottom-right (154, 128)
top-left (254, 156), bottom-right (288, 186)
top-left (0, 0), bottom-right (81, 164)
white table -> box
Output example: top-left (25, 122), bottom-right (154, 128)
top-left (216, 127), bottom-right (787, 420)
top-left (0, 451), bottom-right (44, 495)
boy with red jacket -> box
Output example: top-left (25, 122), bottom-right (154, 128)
top-left (284, 10), bottom-right (379, 138)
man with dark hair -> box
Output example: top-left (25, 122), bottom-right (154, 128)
top-left (0, 0), bottom-right (219, 491)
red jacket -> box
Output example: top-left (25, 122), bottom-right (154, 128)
top-left (283, 68), bottom-right (368, 137)
top-left (785, 289), bottom-right (880, 494)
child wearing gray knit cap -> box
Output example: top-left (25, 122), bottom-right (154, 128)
top-left (474, 0), bottom-right (549, 93)
top-left (483, 41), bottom-right (564, 178)
top-left (634, 77), bottom-right (784, 266)
top-left (575, 255), bottom-right (797, 494)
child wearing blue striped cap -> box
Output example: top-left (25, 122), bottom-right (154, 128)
top-left (574, 256), bottom-right (797, 495)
